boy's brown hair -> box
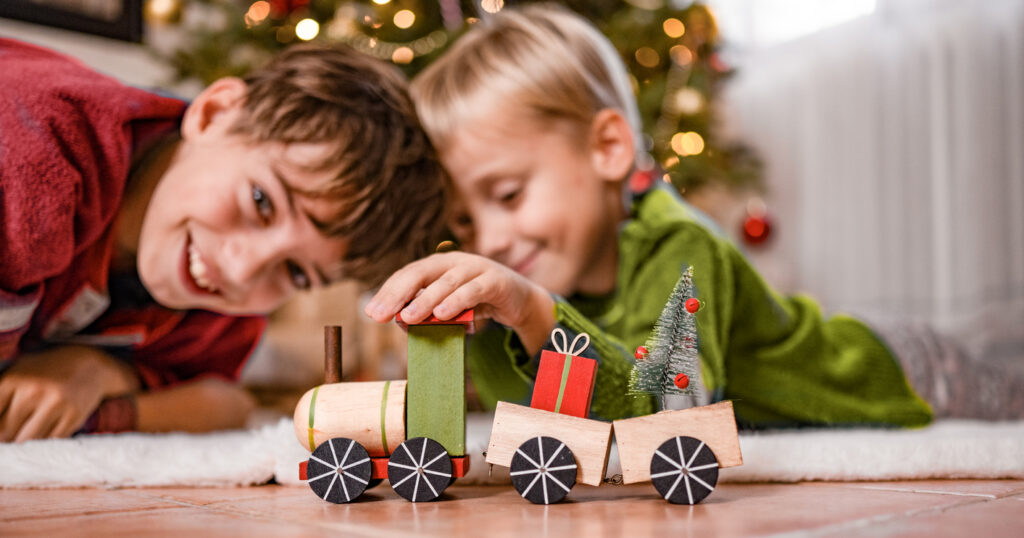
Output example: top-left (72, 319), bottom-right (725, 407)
top-left (231, 44), bottom-right (446, 287)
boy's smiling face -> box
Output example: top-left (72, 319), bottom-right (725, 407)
top-left (132, 79), bottom-right (347, 315)
top-left (439, 107), bottom-right (633, 297)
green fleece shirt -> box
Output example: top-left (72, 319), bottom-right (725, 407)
top-left (467, 186), bottom-right (933, 428)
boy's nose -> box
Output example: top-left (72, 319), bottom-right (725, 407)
top-left (475, 224), bottom-right (514, 261)
top-left (220, 232), bottom-right (282, 290)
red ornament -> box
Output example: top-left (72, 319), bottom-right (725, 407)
top-left (685, 298), bottom-right (700, 313)
top-left (741, 213), bottom-right (771, 245)
top-left (674, 373), bottom-right (690, 389)
top-left (634, 346), bottom-right (648, 360)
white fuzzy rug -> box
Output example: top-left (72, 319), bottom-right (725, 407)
top-left (2, 414), bottom-right (1022, 489)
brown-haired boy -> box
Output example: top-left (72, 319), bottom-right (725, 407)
top-left (0, 39), bottom-right (445, 441)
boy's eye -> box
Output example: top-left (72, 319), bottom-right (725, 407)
top-left (495, 186), bottom-right (521, 204)
top-left (252, 184), bottom-right (273, 222)
top-left (286, 261), bottom-right (311, 290)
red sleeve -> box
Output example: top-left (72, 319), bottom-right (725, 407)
top-left (0, 39), bottom-right (185, 363)
top-left (130, 312), bottom-right (268, 389)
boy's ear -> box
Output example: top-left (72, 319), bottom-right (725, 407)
top-left (180, 77), bottom-right (247, 141)
top-left (588, 108), bottom-right (636, 183)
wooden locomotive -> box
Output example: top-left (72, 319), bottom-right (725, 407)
top-left (294, 311), bottom-right (473, 503)
top-left (485, 329), bottom-right (743, 505)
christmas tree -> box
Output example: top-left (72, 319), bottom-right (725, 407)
top-left (147, 0), bottom-right (761, 194)
top-left (629, 266), bottom-right (702, 410)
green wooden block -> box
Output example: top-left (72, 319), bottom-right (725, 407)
top-left (406, 324), bottom-right (466, 456)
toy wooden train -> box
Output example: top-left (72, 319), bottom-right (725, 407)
top-left (294, 312), bottom-right (742, 505)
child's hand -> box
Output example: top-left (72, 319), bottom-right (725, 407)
top-left (0, 346), bottom-right (138, 442)
top-left (365, 252), bottom-right (556, 353)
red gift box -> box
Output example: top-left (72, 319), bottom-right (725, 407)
top-left (530, 330), bottom-right (598, 418)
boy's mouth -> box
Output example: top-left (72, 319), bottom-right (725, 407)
top-left (182, 236), bottom-right (220, 295)
top-left (511, 248), bottom-right (541, 275)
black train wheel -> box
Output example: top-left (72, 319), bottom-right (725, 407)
top-left (650, 436), bottom-right (719, 504)
top-left (387, 437), bottom-right (452, 502)
top-left (510, 436), bottom-right (578, 504)
top-left (306, 437), bottom-right (372, 504)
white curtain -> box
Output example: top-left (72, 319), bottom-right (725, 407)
top-left (721, 0), bottom-right (1024, 333)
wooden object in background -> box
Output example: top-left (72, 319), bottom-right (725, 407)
top-left (324, 326), bottom-right (342, 384)
top-left (530, 352), bottom-right (598, 418)
top-left (486, 401), bottom-right (612, 486)
top-left (293, 380), bottom-right (406, 456)
top-left (612, 401), bottom-right (742, 484)
top-left (405, 324), bottom-right (466, 456)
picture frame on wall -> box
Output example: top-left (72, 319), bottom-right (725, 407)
top-left (0, 0), bottom-right (143, 42)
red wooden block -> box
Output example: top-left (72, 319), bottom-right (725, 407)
top-left (451, 455), bottom-right (470, 478)
top-left (396, 309), bottom-right (474, 333)
top-left (530, 350), bottom-right (598, 418)
top-left (299, 460), bottom-right (308, 480)
top-left (371, 456), bottom-right (389, 480)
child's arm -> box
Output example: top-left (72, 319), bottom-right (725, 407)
top-left (134, 377), bottom-right (255, 433)
top-left (0, 345), bottom-right (138, 442)
top-left (365, 252), bottom-right (557, 355)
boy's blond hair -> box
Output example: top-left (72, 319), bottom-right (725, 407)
top-left (231, 44), bottom-right (445, 287)
top-left (411, 4), bottom-right (642, 159)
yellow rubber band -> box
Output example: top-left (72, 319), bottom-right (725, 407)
top-left (307, 385), bottom-right (320, 451)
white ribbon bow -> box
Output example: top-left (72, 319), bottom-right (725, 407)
top-left (551, 328), bottom-right (591, 356)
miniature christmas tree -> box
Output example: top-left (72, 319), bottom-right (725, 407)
top-left (629, 266), bottom-right (702, 410)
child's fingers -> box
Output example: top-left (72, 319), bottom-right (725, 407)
top-left (51, 411), bottom-right (82, 439)
top-left (433, 274), bottom-right (494, 323)
top-left (0, 391), bottom-right (32, 441)
top-left (366, 254), bottom-right (464, 322)
top-left (14, 405), bottom-right (59, 442)
top-left (399, 266), bottom-right (477, 324)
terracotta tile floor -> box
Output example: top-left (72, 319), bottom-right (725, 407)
top-left (2, 480), bottom-right (1022, 537)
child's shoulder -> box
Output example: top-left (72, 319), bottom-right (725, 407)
top-left (624, 185), bottom-right (730, 254)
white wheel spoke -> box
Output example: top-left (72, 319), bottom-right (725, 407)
top-left (685, 475), bottom-right (694, 504)
top-left (537, 438), bottom-right (545, 471)
top-left (515, 448), bottom-right (541, 468)
top-left (685, 441), bottom-right (706, 469)
top-left (329, 439), bottom-right (340, 467)
top-left (343, 471), bottom-right (368, 485)
top-left (423, 471), bottom-right (440, 499)
top-left (664, 472), bottom-right (684, 501)
top-left (423, 469), bottom-right (451, 478)
top-left (423, 451), bottom-right (448, 469)
top-left (545, 464), bottom-right (577, 472)
top-left (307, 470), bottom-right (336, 483)
top-left (520, 472), bottom-right (542, 498)
top-left (309, 455), bottom-right (335, 470)
top-left (689, 473), bottom-right (715, 492)
top-left (390, 468), bottom-right (418, 489)
top-left (655, 450), bottom-right (683, 469)
top-left (544, 442), bottom-right (566, 468)
top-left (401, 441), bottom-right (416, 465)
top-left (542, 472), bottom-right (549, 505)
top-left (343, 457), bottom-right (369, 470)
top-left (651, 469), bottom-right (682, 479)
top-left (324, 472), bottom-right (339, 501)
top-left (545, 473), bottom-right (572, 493)
top-left (510, 468), bottom-right (541, 477)
top-left (418, 438), bottom-right (428, 467)
top-left (689, 462), bottom-right (719, 472)
top-left (339, 468), bottom-right (351, 502)
top-left (339, 439), bottom-right (354, 469)
top-left (388, 461), bottom-right (419, 471)
top-left (412, 472), bottom-right (422, 502)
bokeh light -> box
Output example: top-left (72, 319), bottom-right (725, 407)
top-left (671, 132), bottom-right (705, 156)
top-left (295, 18), bottom-right (320, 41)
top-left (393, 9), bottom-right (415, 29)
top-left (663, 18), bottom-right (685, 38)
top-left (635, 47), bottom-right (660, 68)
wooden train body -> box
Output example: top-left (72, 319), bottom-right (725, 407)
top-left (295, 317), bottom-right (742, 505)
